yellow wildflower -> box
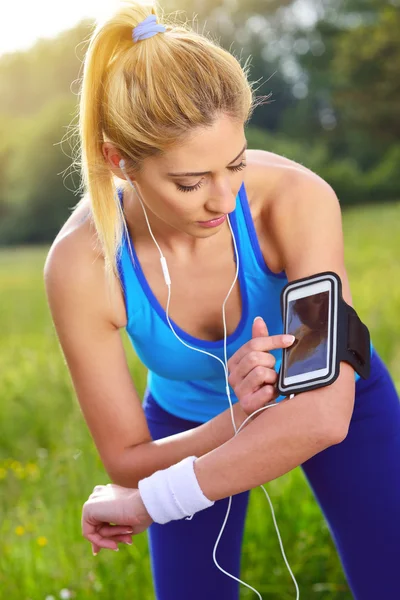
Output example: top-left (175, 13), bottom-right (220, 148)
top-left (26, 463), bottom-right (40, 479)
top-left (37, 536), bottom-right (48, 547)
top-left (15, 526), bottom-right (25, 536)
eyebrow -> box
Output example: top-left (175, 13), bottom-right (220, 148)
top-left (167, 141), bottom-right (248, 177)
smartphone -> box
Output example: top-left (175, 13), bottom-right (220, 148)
top-left (277, 273), bottom-right (339, 396)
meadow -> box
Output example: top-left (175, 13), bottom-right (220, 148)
top-left (1, 200), bottom-right (399, 600)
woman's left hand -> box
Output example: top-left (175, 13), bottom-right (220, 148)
top-left (228, 317), bottom-right (293, 415)
top-left (81, 484), bottom-right (153, 555)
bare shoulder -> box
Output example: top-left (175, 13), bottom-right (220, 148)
top-left (44, 199), bottom-right (127, 330)
top-left (243, 149), bottom-right (334, 273)
top-left (243, 148), bottom-right (320, 213)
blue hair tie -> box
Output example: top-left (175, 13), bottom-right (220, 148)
top-left (132, 14), bottom-right (166, 43)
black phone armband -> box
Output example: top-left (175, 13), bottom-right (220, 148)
top-left (277, 271), bottom-right (371, 397)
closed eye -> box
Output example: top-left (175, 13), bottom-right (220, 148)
top-left (176, 162), bottom-right (247, 193)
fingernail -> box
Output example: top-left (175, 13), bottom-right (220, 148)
top-left (253, 316), bottom-right (263, 324)
top-left (113, 547), bottom-right (119, 552)
top-left (283, 335), bottom-right (295, 344)
top-left (92, 550), bottom-right (98, 556)
top-left (125, 540), bottom-right (133, 545)
top-left (122, 530), bottom-right (133, 534)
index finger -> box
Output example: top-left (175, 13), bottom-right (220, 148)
top-left (228, 334), bottom-right (294, 371)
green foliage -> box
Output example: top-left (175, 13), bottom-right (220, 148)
top-left (0, 96), bottom-right (81, 245)
top-left (245, 126), bottom-right (400, 206)
top-left (292, 0), bottom-right (399, 165)
top-left (331, 5), bottom-right (400, 143)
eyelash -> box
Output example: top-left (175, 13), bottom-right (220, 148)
top-left (176, 162), bottom-right (247, 193)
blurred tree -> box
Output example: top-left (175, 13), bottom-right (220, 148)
top-left (0, 96), bottom-right (79, 245)
top-left (0, 116), bottom-right (13, 222)
top-left (332, 4), bottom-right (400, 144)
top-left (287, 0), bottom-right (399, 169)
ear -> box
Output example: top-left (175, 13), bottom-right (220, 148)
top-left (102, 142), bottom-right (132, 181)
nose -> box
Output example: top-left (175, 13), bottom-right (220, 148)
top-left (205, 177), bottom-right (237, 215)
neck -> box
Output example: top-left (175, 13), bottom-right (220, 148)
top-left (122, 185), bottom-right (233, 260)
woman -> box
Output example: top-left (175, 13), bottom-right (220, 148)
top-left (44, 2), bottom-right (400, 599)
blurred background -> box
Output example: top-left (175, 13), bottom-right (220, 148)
top-left (1, 1), bottom-right (399, 598)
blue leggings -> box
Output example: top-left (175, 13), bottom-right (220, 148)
top-left (142, 350), bottom-right (400, 600)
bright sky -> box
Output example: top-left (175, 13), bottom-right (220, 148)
top-left (0, 1), bottom-right (119, 58)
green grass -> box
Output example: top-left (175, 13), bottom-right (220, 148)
top-left (1, 201), bottom-right (399, 599)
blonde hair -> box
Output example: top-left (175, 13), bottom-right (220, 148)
top-left (76, 0), bottom-right (268, 293)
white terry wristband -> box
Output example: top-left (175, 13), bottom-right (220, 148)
top-left (138, 456), bottom-right (215, 524)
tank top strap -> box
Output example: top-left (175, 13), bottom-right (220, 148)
top-left (235, 181), bottom-right (287, 279)
top-left (115, 186), bottom-right (147, 328)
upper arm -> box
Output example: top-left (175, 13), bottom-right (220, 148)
top-left (43, 234), bottom-right (152, 480)
top-left (267, 169), bottom-right (356, 440)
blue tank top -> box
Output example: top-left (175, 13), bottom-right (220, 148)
top-left (116, 182), bottom-right (374, 423)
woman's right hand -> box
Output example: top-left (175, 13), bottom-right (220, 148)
top-left (81, 484), bottom-right (153, 555)
top-left (227, 317), bottom-right (295, 416)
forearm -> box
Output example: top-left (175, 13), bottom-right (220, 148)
top-left (110, 401), bottom-right (256, 488)
top-left (193, 394), bottom-right (341, 502)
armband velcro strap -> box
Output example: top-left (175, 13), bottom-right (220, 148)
top-left (340, 301), bottom-right (371, 379)
top-left (138, 456), bottom-right (215, 524)
top-left (346, 309), bottom-right (368, 367)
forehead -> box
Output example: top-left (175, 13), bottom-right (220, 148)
top-left (151, 115), bottom-right (246, 168)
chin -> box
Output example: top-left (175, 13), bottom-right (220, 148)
top-left (191, 224), bottom-right (222, 237)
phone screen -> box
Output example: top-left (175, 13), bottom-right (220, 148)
top-left (285, 291), bottom-right (330, 378)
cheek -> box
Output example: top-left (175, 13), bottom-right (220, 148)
top-left (151, 191), bottom-right (194, 223)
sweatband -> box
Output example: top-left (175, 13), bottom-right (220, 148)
top-left (137, 456), bottom-right (215, 524)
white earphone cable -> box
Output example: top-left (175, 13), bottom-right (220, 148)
top-left (118, 162), bottom-right (299, 599)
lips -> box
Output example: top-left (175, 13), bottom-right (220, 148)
top-left (198, 215), bottom-right (225, 223)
